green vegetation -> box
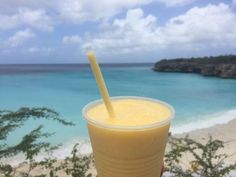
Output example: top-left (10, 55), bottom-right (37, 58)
top-left (154, 54), bottom-right (236, 78)
top-left (0, 107), bottom-right (73, 159)
top-left (165, 136), bottom-right (236, 177)
top-left (0, 107), bottom-right (96, 177)
top-left (158, 54), bottom-right (236, 64)
top-left (1, 107), bottom-right (236, 177)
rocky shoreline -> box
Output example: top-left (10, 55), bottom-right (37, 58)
top-left (153, 55), bottom-right (236, 78)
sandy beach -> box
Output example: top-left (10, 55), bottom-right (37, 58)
top-left (176, 118), bottom-right (236, 163)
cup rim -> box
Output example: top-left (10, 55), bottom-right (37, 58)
top-left (82, 96), bottom-right (175, 131)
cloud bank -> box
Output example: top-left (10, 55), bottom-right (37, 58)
top-left (79, 3), bottom-right (236, 55)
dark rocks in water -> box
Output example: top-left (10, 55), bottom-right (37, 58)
top-left (153, 55), bottom-right (236, 79)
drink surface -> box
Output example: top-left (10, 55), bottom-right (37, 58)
top-left (86, 98), bottom-right (171, 127)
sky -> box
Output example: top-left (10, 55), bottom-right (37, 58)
top-left (0, 0), bottom-right (236, 64)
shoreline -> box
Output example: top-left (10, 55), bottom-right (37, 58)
top-left (2, 118), bottom-right (236, 177)
top-left (175, 118), bottom-right (236, 163)
top-left (4, 117), bottom-right (236, 167)
top-left (171, 109), bottom-right (236, 134)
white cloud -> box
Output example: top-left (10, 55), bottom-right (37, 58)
top-left (161, 3), bottom-right (236, 46)
top-left (19, 8), bottom-right (53, 31)
top-left (0, 0), bottom-right (194, 29)
top-left (0, 14), bottom-right (18, 30)
top-left (28, 47), bottom-right (40, 52)
top-left (62, 35), bottom-right (82, 44)
top-left (27, 47), bottom-right (54, 55)
top-left (7, 29), bottom-right (35, 47)
top-left (81, 3), bottom-right (236, 54)
top-left (81, 8), bottom-right (160, 53)
top-left (57, 0), bottom-right (154, 23)
top-left (156, 0), bottom-right (195, 7)
top-left (57, 0), bottom-right (196, 23)
top-left (0, 8), bottom-right (53, 31)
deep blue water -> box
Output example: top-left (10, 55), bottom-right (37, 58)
top-left (1, 64), bottom-right (236, 145)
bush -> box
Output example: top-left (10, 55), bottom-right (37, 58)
top-left (0, 107), bottom-right (74, 177)
top-left (165, 136), bottom-right (236, 177)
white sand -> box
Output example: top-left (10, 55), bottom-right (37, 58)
top-left (176, 118), bottom-right (236, 163)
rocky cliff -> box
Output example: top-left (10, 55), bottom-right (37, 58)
top-left (153, 55), bottom-right (236, 78)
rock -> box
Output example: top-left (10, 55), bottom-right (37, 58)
top-left (153, 55), bottom-right (236, 79)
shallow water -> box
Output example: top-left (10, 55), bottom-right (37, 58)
top-left (1, 64), bottom-right (236, 147)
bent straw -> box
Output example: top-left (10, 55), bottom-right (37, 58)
top-left (87, 51), bottom-right (115, 118)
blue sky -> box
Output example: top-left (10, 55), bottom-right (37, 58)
top-left (0, 0), bottom-right (235, 64)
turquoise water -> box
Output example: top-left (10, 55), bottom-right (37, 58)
top-left (1, 64), bottom-right (236, 147)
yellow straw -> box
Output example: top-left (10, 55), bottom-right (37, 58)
top-left (87, 51), bottom-right (115, 118)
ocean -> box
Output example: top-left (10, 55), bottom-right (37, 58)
top-left (1, 64), bottom-right (236, 160)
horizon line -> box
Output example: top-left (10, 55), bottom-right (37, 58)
top-left (0, 62), bottom-right (154, 65)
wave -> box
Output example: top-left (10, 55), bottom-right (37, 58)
top-left (3, 138), bottom-right (92, 166)
top-left (51, 138), bottom-right (92, 159)
top-left (171, 109), bottom-right (236, 134)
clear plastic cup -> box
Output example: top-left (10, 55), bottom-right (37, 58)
top-left (83, 96), bottom-right (175, 177)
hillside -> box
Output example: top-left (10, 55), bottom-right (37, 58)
top-left (153, 55), bottom-right (236, 78)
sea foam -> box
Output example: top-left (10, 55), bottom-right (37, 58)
top-left (3, 138), bottom-right (92, 166)
top-left (171, 109), bottom-right (236, 134)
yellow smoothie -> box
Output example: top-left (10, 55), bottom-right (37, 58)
top-left (83, 97), bottom-right (174, 177)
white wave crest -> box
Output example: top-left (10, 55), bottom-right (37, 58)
top-left (171, 109), bottom-right (236, 134)
top-left (51, 138), bottom-right (92, 159)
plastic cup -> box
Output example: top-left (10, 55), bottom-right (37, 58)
top-left (82, 96), bottom-right (175, 177)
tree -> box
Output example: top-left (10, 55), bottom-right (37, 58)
top-left (60, 143), bottom-right (94, 177)
top-left (0, 107), bottom-right (74, 176)
top-left (165, 136), bottom-right (236, 177)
